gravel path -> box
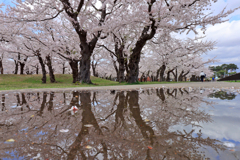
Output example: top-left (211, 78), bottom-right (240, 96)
top-left (0, 82), bottom-right (240, 93)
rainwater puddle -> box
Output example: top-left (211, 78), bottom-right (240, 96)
top-left (0, 88), bottom-right (240, 159)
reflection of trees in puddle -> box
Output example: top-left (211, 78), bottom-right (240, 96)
top-left (0, 89), bottom-right (224, 159)
top-left (208, 90), bottom-right (236, 100)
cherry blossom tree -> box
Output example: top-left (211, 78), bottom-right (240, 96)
top-left (124, 0), bottom-right (238, 83)
top-left (5, 0), bottom-right (126, 83)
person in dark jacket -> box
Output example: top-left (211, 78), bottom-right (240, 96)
top-left (200, 71), bottom-right (205, 82)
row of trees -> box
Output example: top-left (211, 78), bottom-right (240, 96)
top-left (209, 63), bottom-right (239, 77)
top-left (0, 0), bottom-right (238, 83)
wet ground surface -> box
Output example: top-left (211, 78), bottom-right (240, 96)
top-left (1, 82), bottom-right (240, 93)
top-left (0, 87), bottom-right (240, 159)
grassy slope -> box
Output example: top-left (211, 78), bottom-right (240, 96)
top-left (0, 74), bottom-right (179, 90)
top-left (226, 80), bottom-right (240, 82)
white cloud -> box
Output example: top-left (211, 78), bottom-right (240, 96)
top-left (173, 4), bottom-right (240, 70)
top-left (202, 20), bottom-right (240, 68)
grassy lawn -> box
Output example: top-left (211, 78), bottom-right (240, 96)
top-left (0, 74), bottom-right (180, 90)
top-left (225, 80), bottom-right (240, 82)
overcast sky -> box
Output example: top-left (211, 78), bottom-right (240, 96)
top-left (1, 0), bottom-right (240, 71)
top-left (173, 0), bottom-right (240, 71)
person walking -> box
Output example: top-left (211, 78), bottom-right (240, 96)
top-left (200, 71), bottom-right (205, 82)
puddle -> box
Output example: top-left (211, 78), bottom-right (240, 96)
top-left (0, 88), bottom-right (240, 159)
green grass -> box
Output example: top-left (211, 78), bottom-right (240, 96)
top-left (0, 74), bottom-right (180, 90)
top-left (225, 80), bottom-right (240, 82)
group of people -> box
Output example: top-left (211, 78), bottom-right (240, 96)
top-left (200, 71), bottom-right (217, 82)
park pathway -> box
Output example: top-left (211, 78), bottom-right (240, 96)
top-left (1, 82), bottom-right (240, 93)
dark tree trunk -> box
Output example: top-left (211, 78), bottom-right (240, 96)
top-left (127, 1), bottom-right (157, 83)
top-left (174, 69), bottom-right (177, 81)
top-left (19, 63), bottom-right (24, 74)
top-left (37, 55), bottom-right (47, 83)
top-left (14, 60), bottom-right (18, 74)
top-left (124, 58), bottom-right (129, 82)
top-left (128, 52), bottom-right (141, 83)
top-left (111, 57), bottom-right (119, 81)
top-left (166, 71), bottom-right (171, 82)
top-left (115, 91), bottom-right (125, 129)
top-left (178, 71), bottom-right (184, 82)
top-left (159, 64), bottom-right (166, 82)
top-left (79, 49), bottom-right (92, 84)
top-left (62, 63), bottom-right (66, 74)
top-left (155, 68), bottom-right (160, 81)
top-left (69, 60), bottom-right (78, 83)
top-left (46, 55), bottom-right (56, 83)
top-left (156, 88), bottom-right (165, 102)
top-left (14, 53), bottom-right (21, 74)
top-left (62, 65), bottom-right (65, 74)
top-left (36, 64), bottom-right (39, 74)
top-left (128, 91), bottom-right (155, 144)
top-left (61, 2), bottom-right (107, 84)
top-left (114, 36), bottom-right (125, 83)
top-left (118, 59), bottom-right (125, 83)
top-left (91, 61), bottom-right (98, 77)
top-left (0, 59), bottom-right (3, 74)
top-left (127, 31), bottom-right (156, 83)
top-left (166, 69), bottom-right (174, 82)
top-left (19, 56), bottom-right (28, 75)
top-left (183, 71), bottom-right (190, 81)
top-left (38, 92), bottom-right (47, 117)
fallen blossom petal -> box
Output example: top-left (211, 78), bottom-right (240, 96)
top-left (6, 139), bottom-right (15, 142)
top-left (85, 145), bottom-right (92, 149)
top-left (147, 146), bottom-right (152, 149)
top-left (60, 129), bottom-right (69, 133)
top-left (84, 124), bottom-right (93, 128)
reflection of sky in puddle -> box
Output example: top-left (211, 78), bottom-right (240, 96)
top-left (1, 89), bottom-right (240, 159)
top-left (170, 93), bottom-right (240, 159)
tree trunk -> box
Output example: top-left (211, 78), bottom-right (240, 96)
top-left (14, 53), bottom-right (21, 74)
top-left (62, 64), bottom-right (65, 74)
top-left (36, 64), bottom-right (39, 74)
top-left (174, 69), bottom-right (177, 81)
top-left (112, 58), bottom-right (119, 81)
top-left (62, 66), bottom-right (65, 74)
top-left (166, 71), bottom-right (170, 82)
top-left (178, 71), bottom-right (184, 82)
top-left (79, 50), bottom-right (92, 84)
top-left (69, 60), bottom-right (78, 83)
top-left (156, 88), bottom-right (165, 102)
top-left (127, 0), bottom-right (157, 83)
top-left (46, 55), bottom-right (56, 83)
top-left (128, 52), bottom-right (141, 83)
top-left (182, 71), bottom-right (190, 81)
top-left (0, 59), bottom-right (3, 74)
top-left (14, 60), bottom-right (18, 74)
top-left (159, 65), bottom-right (166, 82)
top-left (91, 61), bottom-right (98, 77)
top-left (166, 69), bottom-right (174, 82)
top-left (19, 56), bottom-right (28, 75)
top-left (124, 58), bottom-right (129, 82)
top-left (155, 68), bottom-right (160, 81)
top-left (118, 57), bottom-right (125, 83)
top-left (37, 55), bottom-right (47, 83)
top-left (19, 63), bottom-right (25, 74)
top-left (128, 91), bottom-right (155, 144)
